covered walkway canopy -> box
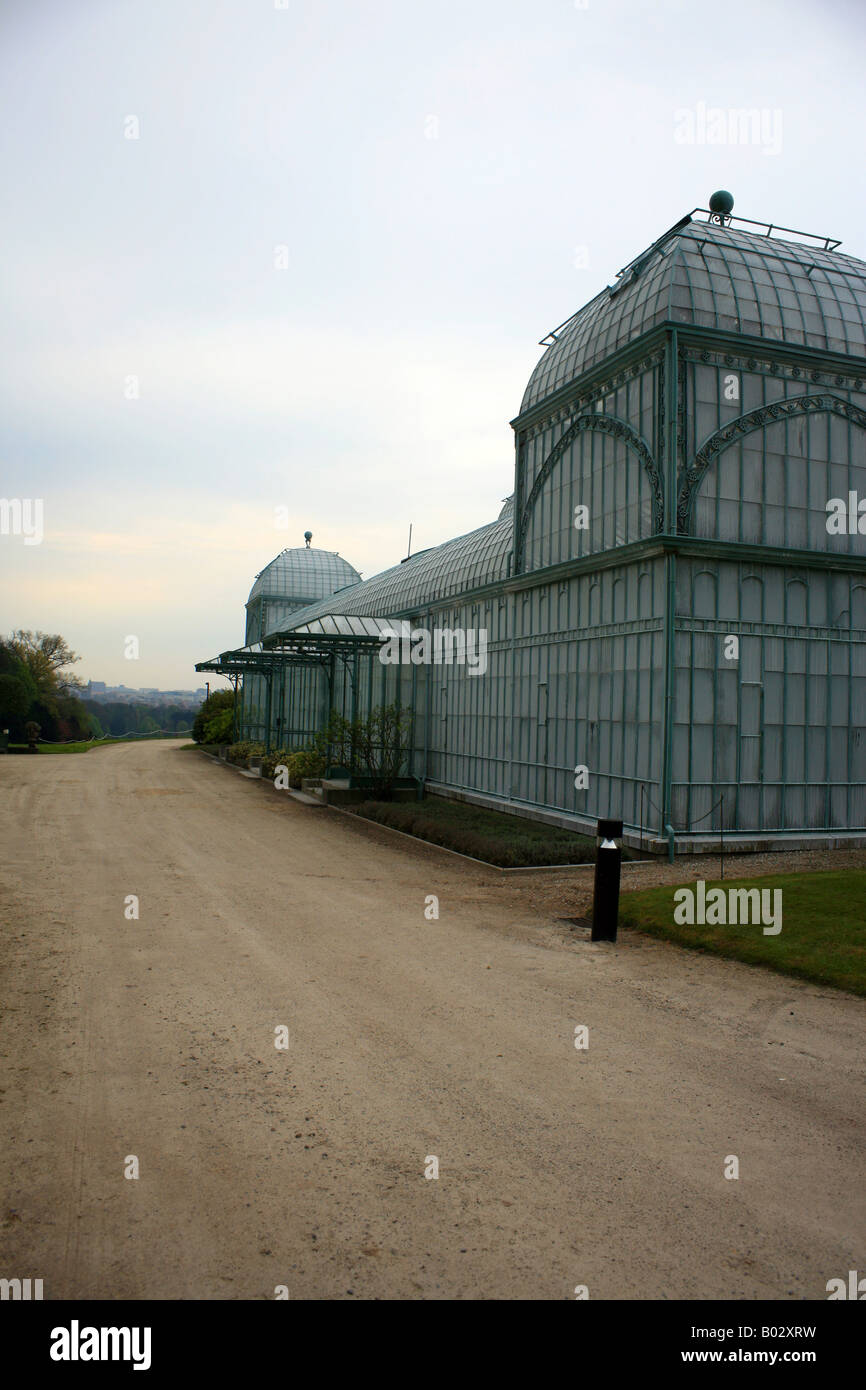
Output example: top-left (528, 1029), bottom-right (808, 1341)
top-left (195, 614), bottom-right (402, 676)
top-left (195, 615), bottom-right (412, 752)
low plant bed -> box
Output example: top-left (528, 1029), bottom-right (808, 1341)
top-left (619, 869), bottom-right (866, 996)
top-left (344, 794), bottom-right (632, 868)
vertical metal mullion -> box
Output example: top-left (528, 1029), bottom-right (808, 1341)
top-left (264, 668), bottom-right (273, 753)
top-left (661, 327), bottom-right (679, 840)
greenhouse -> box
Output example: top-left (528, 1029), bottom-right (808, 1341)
top-left (198, 197), bottom-right (866, 852)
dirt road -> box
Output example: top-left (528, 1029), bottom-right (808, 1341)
top-left (1, 741), bottom-right (863, 1300)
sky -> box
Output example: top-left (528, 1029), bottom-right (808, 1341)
top-left (1, 0), bottom-right (864, 689)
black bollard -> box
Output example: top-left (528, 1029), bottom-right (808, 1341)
top-left (591, 818), bottom-right (623, 943)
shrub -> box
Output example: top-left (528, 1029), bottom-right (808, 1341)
top-left (271, 748), bottom-right (326, 787)
top-left (312, 711), bottom-right (356, 769)
top-left (193, 689), bottom-right (235, 743)
top-left (310, 704), bottom-right (412, 796)
top-left (261, 746), bottom-right (294, 781)
top-left (225, 740), bottom-right (265, 765)
top-left (351, 702), bottom-right (413, 798)
top-left (203, 707), bottom-right (233, 743)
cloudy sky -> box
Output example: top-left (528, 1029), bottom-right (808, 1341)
top-left (1, 0), bottom-right (864, 689)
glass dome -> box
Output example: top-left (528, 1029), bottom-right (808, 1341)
top-left (247, 546), bottom-right (360, 603)
top-left (521, 217), bottom-right (866, 413)
top-left (245, 545), bottom-right (362, 642)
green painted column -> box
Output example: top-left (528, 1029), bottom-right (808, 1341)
top-left (660, 327), bottom-right (679, 841)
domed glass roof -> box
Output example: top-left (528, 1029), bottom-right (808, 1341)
top-left (521, 216), bottom-right (866, 413)
top-left (247, 546), bottom-right (361, 605)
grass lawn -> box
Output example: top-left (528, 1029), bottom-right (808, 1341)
top-left (347, 795), bottom-right (635, 868)
top-left (4, 736), bottom-right (188, 755)
top-left (4, 739), bottom-right (119, 754)
top-left (619, 869), bottom-right (866, 996)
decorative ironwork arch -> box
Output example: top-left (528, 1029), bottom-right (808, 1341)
top-left (516, 413), bottom-right (664, 568)
top-left (677, 393), bottom-right (866, 533)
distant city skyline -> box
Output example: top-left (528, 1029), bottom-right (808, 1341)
top-left (84, 681), bottom-right (207, 707)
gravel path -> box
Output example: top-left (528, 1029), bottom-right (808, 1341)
top-left (1, 741), bottom-right (863, 1300)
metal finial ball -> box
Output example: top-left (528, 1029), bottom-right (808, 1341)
top-left (708, 190), bottom-right (734, 215)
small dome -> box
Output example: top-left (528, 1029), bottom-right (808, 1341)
top-left (245, 545), bottom-right (361, 643)
top-left (247, 547), bottom-right (360, 604)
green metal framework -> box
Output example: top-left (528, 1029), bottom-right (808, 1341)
top-left (197, 619), bottom-right (398, 755)
top-left (195, 204), bottom-right (866, 848)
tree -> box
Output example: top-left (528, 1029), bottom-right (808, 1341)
top-left (0, 670), bottom-right (37, 728)
top-left (7, 631), bottom-right (84, 698)
top-left (0, 643), bottom-right (38, 736)
top-left (1, 632), bottom-right (96, 741)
